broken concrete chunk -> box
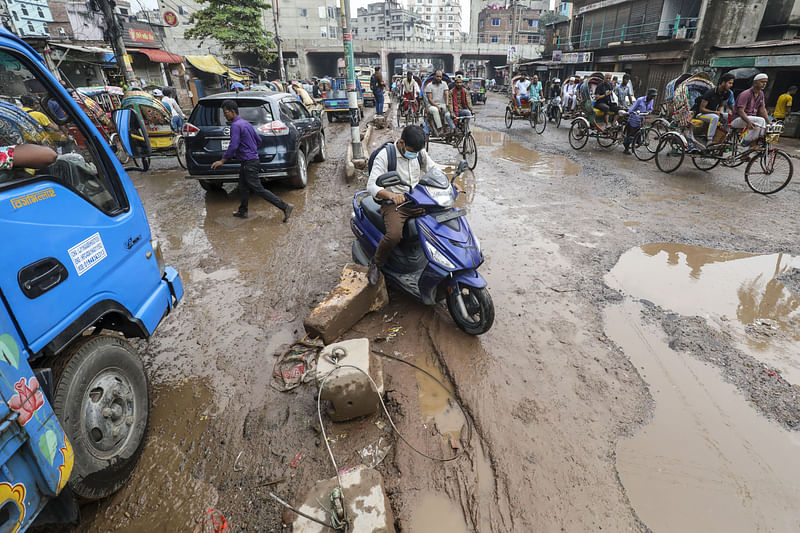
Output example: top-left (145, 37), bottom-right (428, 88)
top-left (293, 465), bottom-right (395, 533)
top-left (304, 263), bottom-right (388, 344)
top-left (317, 338), bottom-right (384, 422)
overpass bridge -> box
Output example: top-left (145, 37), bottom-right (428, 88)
top-left (280, 39), bottom-right (543, 78)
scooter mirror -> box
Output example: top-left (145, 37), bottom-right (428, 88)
top-left (376, 171), bottom-right (402, 188)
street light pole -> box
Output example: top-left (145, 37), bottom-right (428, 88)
top-left (339, 0), bottom-right (363, 159)
top-left (270, 0), bottom-right (287, 81)
top-left (97, 0), bottom-right (136, 85)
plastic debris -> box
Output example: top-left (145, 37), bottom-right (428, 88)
top-left (193, 509), bottom-right (229, 533)
top-left (358, 436), bottom-right (392, 468)
top-left (290, 452), bottom-right (305, 468)
top-left (271, 338), bottom-right (324, 392)
top-left (375, 420), bottom-right (391, 432)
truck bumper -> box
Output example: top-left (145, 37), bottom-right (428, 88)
top-left (163, 266), bottom-right (183, 308)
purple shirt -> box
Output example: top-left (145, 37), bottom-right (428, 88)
top-left (627, 96), bottom-right (654, 127)
top-left (735, 88), bottom-right (765, 117)
top-left (223, 115), bottom-right (260, 161)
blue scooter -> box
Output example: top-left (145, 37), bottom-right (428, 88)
top-left (350, 161), bottom-right (494, 335)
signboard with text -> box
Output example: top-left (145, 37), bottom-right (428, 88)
top-left (122, 21), bottom-right (162, 48)
top-left (562, 51), bottom-right (593, 64)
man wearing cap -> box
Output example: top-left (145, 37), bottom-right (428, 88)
top-left (731, 73), bottom-right (771, 145)
top-left (623, 88), bottom-right (657, 154)
top-left (562, 77), bottom-right (577, 112)
top-left (446, 74), bottom-right (473, 134)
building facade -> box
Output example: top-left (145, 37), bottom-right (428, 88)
top-left (477, 4), bottom-right (544, 45)
top-left (469, 0), bottom-right (546, 42)
top-left (274, 0), bottom-right (341, 41)
top-left (409, 0), bottom-right (462, 42)
top-left (5, 0), bottom-right (53, 37)
top-left (352, 0), bottom-right (434, 42)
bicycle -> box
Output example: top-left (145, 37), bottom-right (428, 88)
top-left (397, 95), bottom-right (420, 127)
top-left (424, 114), bottom-right (477, 170)
top-left (655, 122), bottom-right (793, 194)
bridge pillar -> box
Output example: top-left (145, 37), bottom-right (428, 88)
top-left (452, 52), bottom-right (462, 74)
top-left (379, 50), bottom-right (389, 78)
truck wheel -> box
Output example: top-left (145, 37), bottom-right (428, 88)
top-left (52, 335), bottom-right (149, 500)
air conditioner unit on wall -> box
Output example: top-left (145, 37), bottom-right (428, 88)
top-left (287, 58), bottom-right (297, 66)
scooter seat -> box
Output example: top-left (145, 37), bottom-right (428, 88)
top-left (360, 195), bottom-right (419, 240)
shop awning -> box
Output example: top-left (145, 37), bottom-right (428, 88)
top-left (185, 55), bottom-right (246, 80)
top-left (49, 42), bottom-right (113, 54)
top-left (130, 48), bottom-right (184, 64)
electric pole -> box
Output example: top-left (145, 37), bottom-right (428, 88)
top-left (270, 0), bottom-right (286, 80)
top-left (97, 0), bottom-right (136, 85)
top-left (339, 0), bottom-right (363, 159)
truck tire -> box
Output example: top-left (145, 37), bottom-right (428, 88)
top-left (52, 335), bottom-right (149, 501)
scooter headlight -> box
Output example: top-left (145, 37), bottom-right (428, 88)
top-left (425, 241), bottom-right (455, 269)
top-left (428, 186), bottom-right (455, 207)
top-left (473, 235), bottom-right (480, 252)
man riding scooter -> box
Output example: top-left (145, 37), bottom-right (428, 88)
top-left (366, 125), bottom-right (439, 285)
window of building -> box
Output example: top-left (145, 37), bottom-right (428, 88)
top-left (27, 22), bottom-right (35, 32)
top-left (491, 35), bottom-right (498, 42)
top-left (178, 6), bottom-right (187, 15)
top-left (298, 8), bottom-right (307, 16)
top-left (37, 7), bottom-right (44, 17)
top-left (528, 19), bottom-right (537, 28)
top-left (301, 24), bottom-right (309, 29)
top-left (425, 15), bottom-right (430, 19)
top-left (320, 26), bottom-right (327, 37)
top-left (118, 7), bottom-right (128, 15)
top-left (328, 7), bottom-right (335, 18)
top-left (491, 17), bottom-right (499, 26)
top-left (478, 19), bottom-right (483, 28)
top-left (318, 6), bottom-right (325, 18)
top-left (527, 34), bottom-right (537, 42)
top-left (20, 5), bottom-right (28, 15)
top-left (12, 11), bottom-right (18, 20)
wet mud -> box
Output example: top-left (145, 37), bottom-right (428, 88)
top-left (71, 94), bottom-right (800, 532)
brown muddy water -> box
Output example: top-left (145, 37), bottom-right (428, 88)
top-left (607, 243), bottom-right (800, 383)
top-left (472, 129), bottom-right (581, 178)
top-left (605, 244), bottom-right (800, 532)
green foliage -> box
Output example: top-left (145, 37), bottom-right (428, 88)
top-left (185, 0), bottom-right (275, 65)
top-left (539, 10), bottom-right (568, 26)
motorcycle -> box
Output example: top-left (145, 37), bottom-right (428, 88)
top-left (546, 95), bottom-right (562, 127)
top-left (350, 160), bottom-right (494, 335)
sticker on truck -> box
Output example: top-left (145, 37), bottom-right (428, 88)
top-left (68, 232), bottom-right (107, 276)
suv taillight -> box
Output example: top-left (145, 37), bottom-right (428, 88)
top-left (257, 120), bottom-right (289, 136)
top-left (182, 123), bottom-right (199, 137)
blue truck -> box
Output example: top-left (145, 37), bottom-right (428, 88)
top-left (0, 29), bottom-right (182, 529)
top-left (323, 78), bottom-right (364, 122)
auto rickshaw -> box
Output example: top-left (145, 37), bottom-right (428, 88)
top-left (470, 77), bottom-right (487, 105)
top-left (121, 89), bottom-right (184, 170)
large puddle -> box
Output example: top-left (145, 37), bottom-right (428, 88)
top-left (414, 353), bottom-right (465, 441)
top-left (605, 243), bottom-right (800, 532)
top-left (408, 492), bottom-right (470, 533)
top-left (472, 129), bottom-right (582, 178)
top-left (607, 243), bottom-right (800, 383)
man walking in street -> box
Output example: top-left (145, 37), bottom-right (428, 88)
top-left (211, 100), bottom-right (293, 222)
top-left (371, 66), bottom-right (386, 116)
top-left (731, 73), bottom-right (772, 145)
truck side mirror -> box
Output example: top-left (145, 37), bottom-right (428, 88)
top-left (113, 109), bottom-right (151, 159)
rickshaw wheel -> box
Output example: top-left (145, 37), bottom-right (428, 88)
top-left (135, 157), bottom-right (151, 171)
top-left (505, 108), bottom-right (513, 128)
top-left (175, 137), bottom-right (187, 169)
top-left (461, 133), bottom-right (477, 170)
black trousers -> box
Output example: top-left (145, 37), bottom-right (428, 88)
top-left (238, 159), bottom-right (287, 213)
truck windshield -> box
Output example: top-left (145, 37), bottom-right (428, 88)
top-left (0, 49), bottom-right (124, 213)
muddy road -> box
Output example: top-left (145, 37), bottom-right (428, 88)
top-left (72, 95), bottom-right (800, 532)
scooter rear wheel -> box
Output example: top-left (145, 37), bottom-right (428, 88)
top-left (446, 284), bottom-right (494, 335)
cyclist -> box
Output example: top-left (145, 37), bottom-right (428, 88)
top-left (401, 71), bottom-right (420, 116)
top-left (731, 73), bottom-right (771, 145)
top-left (623, 88), bottom-right (657, 155)
top-left (528, 74), bottom-right (543, 113)
top-left (693, 73), bottom-right (735, 145)
top-left (446, 74), bottom-right (473, 135)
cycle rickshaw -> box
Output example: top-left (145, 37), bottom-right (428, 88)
top-left (504, 75), bottom-right (545, 133)
top-left (420, 73), bottom-right (478, 170)
top-left (122, 89), bottom-right (185, 170)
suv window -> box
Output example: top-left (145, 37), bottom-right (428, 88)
top-left (0, 49), bottom-right (124, 213)
top-left (280, 100), bottom-right (310, 120)
top-left (191, 100), bottom-right (273, 126)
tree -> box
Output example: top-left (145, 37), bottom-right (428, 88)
top-left (185, 0), bottom-right (275, 65)
top-left (539, 10), bottom-right (568, 26)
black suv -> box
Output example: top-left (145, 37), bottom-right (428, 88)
top-left (183, 91), bottom-right (326, 191)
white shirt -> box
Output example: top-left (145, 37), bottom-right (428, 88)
top-left (425, 81), bottom-right (447, 106)
top-left (367, 141), bottom-right (439, 199)
top-left (162, 96), bottom-right (185, 119)
top-left (515, 79), bottom-right (530, 95)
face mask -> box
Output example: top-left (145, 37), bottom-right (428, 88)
top-left (403, 150), bottom-right (418, 160)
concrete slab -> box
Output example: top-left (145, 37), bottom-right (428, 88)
top-left (304, 263), bottom-right (388, 344)
top-left (317, 338), bottom-right (384, 422)
top-left (293, 466), bottom-right (395, 533)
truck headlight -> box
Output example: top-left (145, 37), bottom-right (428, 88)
top-left (425, 241), bottom-right (455, 269)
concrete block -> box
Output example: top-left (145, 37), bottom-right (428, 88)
top-left (304, 263), bottom-right (388, 344)
top-left (293, 466), bottom-right (395, 533)
top-left (317, 338), bottom-right (384, 422)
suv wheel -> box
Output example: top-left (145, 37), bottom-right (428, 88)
top-left (314, 132), bottom-right (327, 162)
top-left (287, 149), bottom-right (308, 188)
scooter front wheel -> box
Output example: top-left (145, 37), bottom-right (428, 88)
top-left (446, 284), bottom-right (494, 335)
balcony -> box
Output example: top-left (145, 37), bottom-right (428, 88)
top-left (556, 15), bottom-right (698, 50)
